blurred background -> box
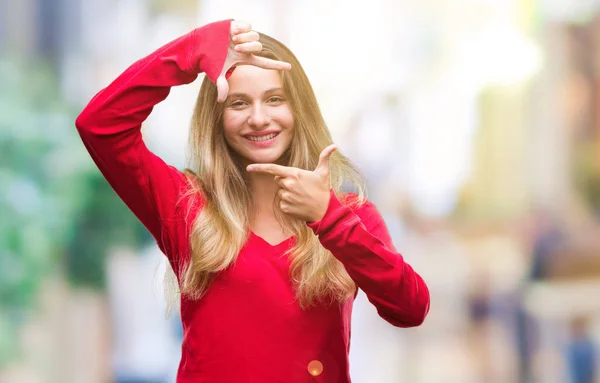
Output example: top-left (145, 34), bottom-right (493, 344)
top-left (2, 0), bottom-right (600, 382)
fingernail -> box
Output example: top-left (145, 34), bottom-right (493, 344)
top-left (232, 36), bottom-right (237, 42)
top-left (246, 165), bottom-right (254, 171)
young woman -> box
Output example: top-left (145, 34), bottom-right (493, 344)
top-left (76, 19), bottom-right (430, 383)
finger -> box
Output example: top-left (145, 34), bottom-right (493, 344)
top-left (277, 188), bottom-right (287, 200)
top-left (232, 30), bottom-right (259, 44)
top-left (216, 75), bottom-right (229, 103)
top-left (276, 177), bottom-right (295, 190)
top-left (315, 144), bottom-right (337, 174)
top-left (231, 21), bottom-right (252, 35)
top-left (246, 163), bottom-right (294, 177)
top-left (234, 41), bottom-right (263, 54)
top-left (247, 55), bottom-right (292, 71)
top-left (280, 201), bottom-right (291, 214)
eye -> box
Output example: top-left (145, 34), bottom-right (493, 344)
top-left (228, 100), bottom-right (248, 109)
top-left (267, 96), bottom-right (285, 105)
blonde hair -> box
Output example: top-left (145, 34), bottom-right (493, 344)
top-left (164, 32), bottom-right (365, 314)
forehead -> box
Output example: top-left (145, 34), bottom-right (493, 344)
top-left (227, 66), bottom-right (283, 95)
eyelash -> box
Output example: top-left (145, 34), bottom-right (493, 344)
top-left (229, 97), bottom-right (285, 108)
top-left (230, 100), bottom-right (247, 107)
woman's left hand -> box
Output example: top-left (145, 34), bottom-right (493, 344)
top-left (246, 145), bottom-right (337, 222)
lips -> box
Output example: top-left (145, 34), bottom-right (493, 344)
top-left (246, 132), bottom-right (278, 142)
top-left (243, 130), bottom-right (280, 142)
top-left (243, 130), bottom-right (281, 148)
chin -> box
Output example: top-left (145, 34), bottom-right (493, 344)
top-left (243, 151), bottom-right (286, 164)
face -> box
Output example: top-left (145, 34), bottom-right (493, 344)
top-left (222, 65), bottom-right (294, 166)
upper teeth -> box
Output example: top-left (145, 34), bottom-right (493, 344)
top-left (248, 133), bottom-right (277, 142)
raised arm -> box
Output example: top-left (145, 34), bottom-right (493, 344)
top-left (308, 193), bottom-right (430, 327)
top-left (75, 20), bottom-right (232, 261)
top-left (75, 19), bottom-right (290, 262)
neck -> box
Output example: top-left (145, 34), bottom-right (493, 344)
top-left (248, 171), bottom-right (279, 215)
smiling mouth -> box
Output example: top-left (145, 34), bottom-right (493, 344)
top-left (245, 132), bottom-right (279, 142)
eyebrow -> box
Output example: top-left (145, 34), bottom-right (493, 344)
top-left (227, 87), bottom-right (284, 99)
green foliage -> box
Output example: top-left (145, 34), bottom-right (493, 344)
top-left (66, 172), bottom-right (151, 290)
top-left (0, 57), bottom-right (149, 367)
top-left (0, 58), bottom-right (81, 312)
top-left (0, 58), bottom-right (78, 367)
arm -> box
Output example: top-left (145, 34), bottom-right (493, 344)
top-left (307, 192), bottom-right (430, 327)
top-left (245, 147), bottom-right (428, 325)
top-left (75, 20), bottom-right (232, 261)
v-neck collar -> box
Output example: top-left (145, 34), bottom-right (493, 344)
top-left (250, 231), bottom-right (295, 249)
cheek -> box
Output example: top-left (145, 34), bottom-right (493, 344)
top-left (275, 106), bottom-right (294, 131)
top-left (222, 112), bottom-right (246, 142)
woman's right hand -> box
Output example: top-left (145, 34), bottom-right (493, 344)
top-left (216, 20), bottom-right (292, 103)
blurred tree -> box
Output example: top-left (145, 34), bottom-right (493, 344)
top-left (0, 57), bottom-right (149, 368)
top-left (66, 171), bottom-right (151, 290)
top-left (0, 58), bottom-right (80, 367)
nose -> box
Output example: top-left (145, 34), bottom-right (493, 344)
top-left (248, 104), bottom-right (270, 128)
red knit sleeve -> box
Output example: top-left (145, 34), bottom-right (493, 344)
top-left (75, 20), bottom-right (232, 262)
top-left (307, 191), bottom-right (430, 327)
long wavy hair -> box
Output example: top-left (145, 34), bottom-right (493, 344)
top-left (164, 32), bottom-right (365, 313)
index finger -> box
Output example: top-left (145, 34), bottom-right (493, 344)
top-left (247, 55), bottom-right (292, 71)
top-left (246, 163), bottom-right (294, 176)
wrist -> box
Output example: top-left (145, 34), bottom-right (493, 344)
top-left (308, 189), bottom-right (332, 223)
top-left (190, 19), bottom-right (232, 82)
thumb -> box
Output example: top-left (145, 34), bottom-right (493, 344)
top-left (315, 144), bottom-right (337, 175)
top-left (216, 75), bottom-right (229, 103)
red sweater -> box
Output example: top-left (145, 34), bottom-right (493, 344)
top-left (75, 19), bottom-right (429, 383)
